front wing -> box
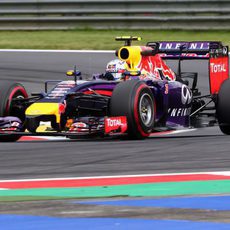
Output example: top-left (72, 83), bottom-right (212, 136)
top-left (0, 116), bottom-right (129, 140)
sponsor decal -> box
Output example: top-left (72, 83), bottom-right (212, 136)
top-left (210, 63), bottom-right (227, 73)
top-left (222, 46), bottom-right (228, 55)
top-left (168, 108), bottom-right (191, 117)
top-left (209, 56), bottom-right (229, 94)
top-left (181, 85), bottom-right (192, 105)
top-left (159, 42), bottom-right (210, 50)
top-left (11, 122), bottom-right (20, 127)
top-left (69, 122), bottom-right (88, 133)
top-left (160, 53), bottom-right (209, 59)
top-left (0, 121), bottom-right (20, 132)
top-left (73, 122), bottom-right (87, 128)
top-left (105, 116), bottom-right (127, 134)
top-left (158, 42), bottom-right (211, 59)
top-left (164, 83), bottom-right (169, 95)
top-left (45, 81), bottom-right (75, 99)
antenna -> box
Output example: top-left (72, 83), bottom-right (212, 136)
top-left (115, 36), bottom-right (142, 46)
top-left (74, 65), bottom-right (77, 84)
top-left (66, 66), bottom-right (81, 84)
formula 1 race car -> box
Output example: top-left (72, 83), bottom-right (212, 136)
top-left (0, 36), bottom-right (230, 141)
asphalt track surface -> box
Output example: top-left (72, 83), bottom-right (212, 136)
top-left (0, 51), bottom-right (230, 180)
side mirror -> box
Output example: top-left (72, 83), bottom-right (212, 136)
top-left (66, 70), bottom-right (81, 77)
top-left (123, 70), bottom-right (141, 76)
top-left (122, 71), bottom-right (141, 80)
top-left (66, 70), bottom-right (74, 76)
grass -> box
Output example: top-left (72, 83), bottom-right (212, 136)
top-left (0, 29), bottom-right (230, 50)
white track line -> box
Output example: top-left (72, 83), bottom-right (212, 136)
top-left (166, 129), bottom-right (197, 134)
top-left (211, 171), bottom-right (230, 176)
top-left (150, 129), bottom-right (197, 136)
top-left (0, 171), bottom-right (229, 183)
top-left (33, 136), bottom-right (67, 140)
top-left (23, 136), bottom-right (67, 141)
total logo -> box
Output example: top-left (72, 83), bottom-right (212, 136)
top-left (210, 63), bottom-right (226, 73)
top-left (105, 116), bottom-right (127, 133)
top-left (106, 118), bottom-right (123, 127)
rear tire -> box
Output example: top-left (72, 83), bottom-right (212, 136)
top-left (110, 80), bottom-right (155, 139)
top-left (0, 80), bottom-right (28, 141)
top-left (217, 79), bottom-right (230, 135)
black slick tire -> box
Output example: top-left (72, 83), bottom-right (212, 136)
top-left (217, 79), bottom-right (230, 135)
top-left (0, 80), bottom-right (28, 141)
top-left (110, 80), bottom-right (155, 139)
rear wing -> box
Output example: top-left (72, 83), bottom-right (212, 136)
top-left (146, 41), bottom-right (224, 60)
top-left (147, 41), bottom-right (229, 94)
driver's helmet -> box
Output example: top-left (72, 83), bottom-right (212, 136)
top-left (105, 59), bottom-right (126, 80)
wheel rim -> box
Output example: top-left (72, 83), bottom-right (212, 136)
top-left (139, 93), bottom-right (153, 127)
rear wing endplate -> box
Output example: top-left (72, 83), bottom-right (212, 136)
top-left (209, 45), bottom-right (229, 94)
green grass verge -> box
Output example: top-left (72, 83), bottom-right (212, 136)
top-left (0, 180), bottom-right (229, 202)
top-left (0, 29), bottom-right (230, 50)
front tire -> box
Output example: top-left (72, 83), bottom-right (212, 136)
top-left (0, 81), bottom-right (28, 117)
top-left (217, 79), bottom-right (230, 134)
top-left (0, 81), bottom-right (28, 141)
top-left (26, 117), bottom-right (39, 133)
top-left (110, 80), bottom-right (155, 139)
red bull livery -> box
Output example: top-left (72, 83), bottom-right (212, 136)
top-left (0, 36), bottom-right (230, 141)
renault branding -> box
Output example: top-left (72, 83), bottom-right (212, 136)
top-left (181, 85), bottom-right (192, 105)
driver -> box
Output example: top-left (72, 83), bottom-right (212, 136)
top-left (104, 59), bottom-right (127, 81)
top-left (92, 59), bottom-right (126, 81)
